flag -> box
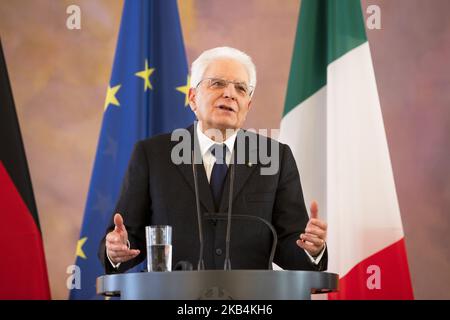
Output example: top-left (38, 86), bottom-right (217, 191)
top-left (69, 0), bottom-right (195, 299)
top-left (279, 0), bottom-right (414, 299)
top-left (0, 39), bottom-right (51, 299)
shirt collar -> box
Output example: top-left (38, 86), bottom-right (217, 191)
top-left (196, 122), bottom-right (238, 157)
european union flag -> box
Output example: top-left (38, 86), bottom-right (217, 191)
top-left (69, 0), bottom-right (194, 299)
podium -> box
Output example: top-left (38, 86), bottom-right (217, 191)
top-left (97, 270), bottom-right (339, 300)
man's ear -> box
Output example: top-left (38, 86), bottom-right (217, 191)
top-left (188, 88), bottom-right (197, 112)
top-left (247, 99), bottom-right (252, 111)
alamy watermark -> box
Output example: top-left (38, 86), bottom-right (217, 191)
top-left (366, 264), bottom-right (381, 290)
top-left (171, 125), bottom-right (280, 176)
top-left (66, 264), bottom-right (81, 289)
top-left (66, 5), bottom-right (81, 30)
top-left (366, 4), bottom-right (381, 30)
top-left (65, 4), bottom-right (380, 31)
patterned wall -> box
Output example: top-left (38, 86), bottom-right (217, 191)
top-left (0, 0), bottom-right (449, 299)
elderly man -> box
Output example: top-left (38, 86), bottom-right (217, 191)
top-left (99, 47), bottom-right (327, 273)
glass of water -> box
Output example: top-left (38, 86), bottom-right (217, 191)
top-left (145, 225), bottom-right (172, 272)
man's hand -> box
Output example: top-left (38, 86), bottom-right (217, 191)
top-left (296, 201), bottom-right (327, 257)
top-left (106, 213), bottom-right (140, 265)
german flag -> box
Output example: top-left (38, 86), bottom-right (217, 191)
top-left (0, 39), bottom-right (51, 299)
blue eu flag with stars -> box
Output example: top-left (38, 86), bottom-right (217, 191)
top-left (69, 0), bottom-right (194, 299)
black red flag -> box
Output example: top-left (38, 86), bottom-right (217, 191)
top-left (0, 39), bottom-right (51, 299)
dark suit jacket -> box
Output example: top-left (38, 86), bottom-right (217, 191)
top-left (99, 124), bottom-right (327, 273)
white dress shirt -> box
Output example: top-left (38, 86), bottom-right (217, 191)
top-left (196, 123), bottom-right (237, 182)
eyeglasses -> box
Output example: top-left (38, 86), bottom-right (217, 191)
top-left (196, 77), bottom-right (254, 97)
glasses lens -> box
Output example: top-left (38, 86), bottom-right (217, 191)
top-left (234, 83), bottom-right (249, 95)
top-left (209, 78), bottom-right (227, 88)
top-left (201, 78), bottom-right (253, 96)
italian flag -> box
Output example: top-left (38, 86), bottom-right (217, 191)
top-left (279, 0), bottom-right (414, 299)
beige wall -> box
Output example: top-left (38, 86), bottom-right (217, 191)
top-left (0, 0), bottom-right (449, 299)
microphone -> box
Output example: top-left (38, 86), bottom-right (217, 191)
top-left (192, 143), bottom-right (274, 271)
top-left (205, 213), bottom-right (278, 270)
top-left (192, 150), bottom-right (205, 270)
top-left (191, 146), bottom-right (235, 270)
top-left (223, 159), bottom-right (235, 270)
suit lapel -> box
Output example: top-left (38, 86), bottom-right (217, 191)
top-left (219, 131), bottom-right (258, 213)
top-left (174, 124), bottom-right (216, 214)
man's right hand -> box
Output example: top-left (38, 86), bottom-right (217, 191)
top-left (106, 213), bottom-right (140, 265)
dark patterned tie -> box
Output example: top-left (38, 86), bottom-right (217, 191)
top-left (210, 144), bottom-right (228, 209)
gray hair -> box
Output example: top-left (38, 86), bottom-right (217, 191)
top-left (190, 47), bottom-right (257, 94)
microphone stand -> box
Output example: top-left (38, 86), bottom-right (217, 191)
top-left (192, 150), bottom-right (205, 270)
top-left (205, 213), bottom-right (278, 271)
top-left (193, 144), bottom-right (277, 271)
top-left (223, 159), bottom-right (235, 270)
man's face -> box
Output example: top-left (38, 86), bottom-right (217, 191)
top-left (189, 58), bottom-right (252, 133)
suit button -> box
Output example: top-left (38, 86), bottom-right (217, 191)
top-left (215, 248), bottom-right (223, 256)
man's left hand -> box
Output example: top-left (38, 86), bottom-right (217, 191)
top-left (296, 200), bottom-right (327, 257)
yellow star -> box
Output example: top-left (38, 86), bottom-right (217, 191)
top-left (176, 75), bottom-right (190, 107)
top-left (135, 59), bottom-right (155, 91)
top-left (76, 237), bottom-right (88, 259)
top-left (104, 84), bottom-right (121, 111)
